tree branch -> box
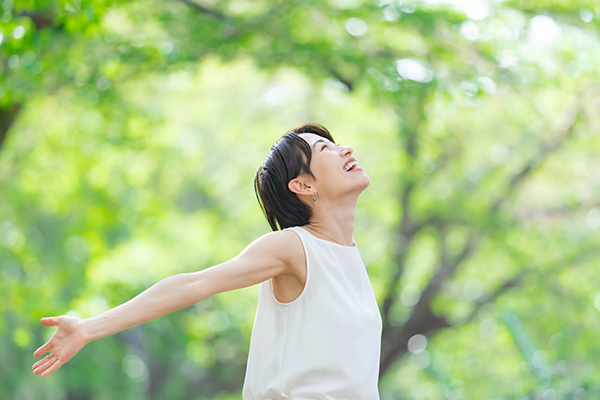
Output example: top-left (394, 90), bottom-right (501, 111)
top-left (464, 271), bottom-right (526, 322)
top-left (490, 103), bottom-right (584, 213)
top-left (0, 103), bottom-right (22, 154)
top-left (462, 243), bottom-right (600, 326)
top-left (179, 0), bottom-right (233, 22)
top-left (322, 62), bottom-right (355, 91)
top-left (18, 12), bottom-right (56, 30)
top-left (515, 198), bottom-right (600, 224)
top-left (379, 233), bottom-right (476, 376)
top-left (379, 98), bottom-right (587, 379)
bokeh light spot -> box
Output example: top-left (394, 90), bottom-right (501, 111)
top-left (586, 208), bottom-right (600, 230)
top-left (463, 278), bottom-right (483, 301)
top-left (465, 0), bottom-right (489, 20)
top-left (479, 318), bottom-right (497, 338)
top-left (13, 328), bottom-right (32, 348)
top-left (460, 21), bottom-right (479, 41)
top-left (401, 284), bottom-right (421, 306)
top-left (345, 17), bottom-right (368, 37)
top-left (594, 293), bottom-right (600, 311)
top-left (478, 76), bottom-right (497, 94)
top-left (8, 55), bottom-right (19, 69)
top-left (12, 25), bottom-right (25, 39)
top-left (580, 9), bottom-right (593, 23)
top-left (529, 15), bottom-right (560, 43)
top-left (122, 354), bottom-right (148, 382)
top-left (408, 334), bottom-right (427, 354)
top-left (207, 310), bottom-right (230, 332)
top-left (395, 58), bottom-right (433, 83)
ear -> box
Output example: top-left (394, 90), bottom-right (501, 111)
top-left (288, 177), bottom-right (313, 197)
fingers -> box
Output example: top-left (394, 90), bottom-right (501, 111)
top-left (34, 317), bottom-right (59, 358)
top-left (40, 317), bottom-right (59, 327)
top-left (32, 355), bottom-right (54, 375)
top-left (33, 353), bottom-right (64, 378)
top-left (41, 359), bottom-right (64, 378)
top-left (34, 342), bottom-right (52, 358)
top-left (33, 317), bottom-right (66, 377)
top-left (33, 353), bottom-right (57, 376)
top-left (32, 354), bottom-right (50, 370)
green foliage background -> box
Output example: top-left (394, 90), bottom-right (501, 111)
top-left (1, 0), bottom-right (600, 399)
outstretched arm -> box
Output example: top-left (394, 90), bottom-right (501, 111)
top-left (32, 230), bottom-right (299, 377)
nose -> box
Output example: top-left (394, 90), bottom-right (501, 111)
top-left (339, 145), bottom-right (353, 156)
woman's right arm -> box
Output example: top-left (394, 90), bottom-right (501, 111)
top-left (32, 229), bottom-right (301, 377)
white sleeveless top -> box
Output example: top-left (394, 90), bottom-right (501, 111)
top-left (242, 226), bottom-right (382, 399)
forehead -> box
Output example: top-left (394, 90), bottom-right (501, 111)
top-left (298, 133), bottom-right (333, 147)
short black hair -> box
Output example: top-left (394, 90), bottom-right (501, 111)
top-left (254, 123), bottom-right (335, 231)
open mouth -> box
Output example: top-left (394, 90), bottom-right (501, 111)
top-left (344, 160), bottom-right (358, 172)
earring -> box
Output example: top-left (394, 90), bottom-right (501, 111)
top-left (312, 191), bottom-right (317, 202)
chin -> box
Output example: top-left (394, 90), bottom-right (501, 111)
top-left (357, 174), bottom-right (371, 191)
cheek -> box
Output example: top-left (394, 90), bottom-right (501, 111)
top-left (310, 157), bottom-right (325, 174)
top-left (315, 155), bottom-right (342, 177)
top-left (312, 157), bottom-right (339, 180)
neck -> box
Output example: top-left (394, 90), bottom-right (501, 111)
top-left (305, 195), bottom-right (358, 246)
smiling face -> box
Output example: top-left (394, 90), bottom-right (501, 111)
top-left (254, 123), bottom-right (369, 231)
top-left (295, 133), bottom-right (370, 201)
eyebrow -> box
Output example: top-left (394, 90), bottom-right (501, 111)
top-left (312, 139), bottom-right (328, 150)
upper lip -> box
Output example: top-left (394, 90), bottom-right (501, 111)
top-left (343, 157), bottom-right (357, 171)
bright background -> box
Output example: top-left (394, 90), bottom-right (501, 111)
top-left (1, 0), bottom-right (600, 399)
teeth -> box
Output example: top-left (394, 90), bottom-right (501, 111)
top-left (344, 161), bottom-right (358, 171)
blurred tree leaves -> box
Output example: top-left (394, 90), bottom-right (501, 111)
top-left (2, 0), bottom-right (600, 399)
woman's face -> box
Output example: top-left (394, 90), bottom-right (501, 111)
top-left (298, 133), bottom-right (370, 199)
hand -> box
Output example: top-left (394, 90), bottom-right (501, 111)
top-left (32, 316), bottom-right (88, 377)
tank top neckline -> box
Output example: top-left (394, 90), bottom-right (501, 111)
top-left (294, 226), bottom-right (357, 248)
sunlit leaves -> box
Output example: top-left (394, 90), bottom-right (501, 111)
top-left (1, 0), bottom-right (600, 399)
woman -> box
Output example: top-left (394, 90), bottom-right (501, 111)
top-left (32, 123), bottom-right (382, 399)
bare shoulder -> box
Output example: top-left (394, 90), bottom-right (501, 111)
top-left (243, 229), bottom-right (305, 276)
top-left (261, 230), bottom-right (307, 297)
top-left (238, 229), bottom-right (306, 280)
